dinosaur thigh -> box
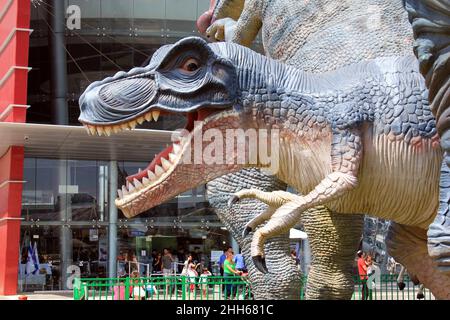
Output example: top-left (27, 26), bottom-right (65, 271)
top-left (386, 222), bottom-right (450, 299)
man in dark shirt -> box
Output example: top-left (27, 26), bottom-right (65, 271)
top-left (162, 248), bottom-right (174, 296)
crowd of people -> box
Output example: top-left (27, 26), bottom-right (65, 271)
top-left (116, 246), bottom-right (249, 300)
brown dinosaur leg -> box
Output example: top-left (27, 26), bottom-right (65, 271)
top-left (302, 209), bottom-right (364, 300)
top-left (386, 222), bottom-right (450, 299)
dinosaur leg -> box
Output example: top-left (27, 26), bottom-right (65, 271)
top-left (301, 209), bottom-right (364, 300)
top-left (427, 153), bottom-right (450, 276)
top-left (386, 222), bottom-right (450, 299)
top-left (397, 266), bottom-right (406, 290)
top-left (207, 168), bottom-right (302, 299)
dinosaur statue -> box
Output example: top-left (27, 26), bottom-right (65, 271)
top-left (78, 37), bottom-right (450, 299)
top-left (198, 0), bottom-right (419, 299)
top-left (403, 0), bottom-right (450, 276)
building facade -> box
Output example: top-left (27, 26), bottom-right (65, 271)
top-left (1, 0), bottom-right (254, 294)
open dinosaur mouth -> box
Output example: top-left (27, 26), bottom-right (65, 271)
top-left (81, 107), bottom-right (222, 207)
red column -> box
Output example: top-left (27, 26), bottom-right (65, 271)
top-left (0, 0), bottom-right (31, 295)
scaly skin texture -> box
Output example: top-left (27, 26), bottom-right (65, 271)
top-left (202, 0), bottom-right (414, 299)
top-left (404, 0), bottom-right (450, 276)
top-left (207, 169), bottom-right (301, 299)
top-left (78, 37), bottom-right (450, 298)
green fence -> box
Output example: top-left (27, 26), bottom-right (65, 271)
top-left (351, 274), bottom-right (435, 300)
top-left (73, 274), bottom-right (434, 300)
top-left (73, 275), bottom-right (252, 301)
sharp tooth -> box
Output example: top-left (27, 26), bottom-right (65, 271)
top-left (147, 170), bottom-right (156, 181)
top-left (138, 168), bottom-right (142, 173)
top-left (97, 127), bottom-right (105, 136)
top-left (154, 165), bottom-right (164, 177)
top-left (169, 153), bottom-right (177, 163)
top-left (173, 144), bottom-right (181, 154)
top-left (88, 126), bottom-right (97, 136)
top-left (113, 125), bottom-right (121, 134)
top-left (117, 189), bottom-right (123, 199)
top-left (161, 157), bottom-right (171, 170)
top-left (152, 110), bottom-right (160, 122)
top-left (144, 113), bottom-right (152, 122)
top-left (121, 123), bottom-right (129, 131)
top-left (129, 120), bottom-right (137, 129)
top-left (137, 117), bottom-right (144, 125)
top-left (104, 126), bottom-right (112, 136)
top-left (133, 178), bottom-right (143, 189)
top-left (128, 183), bottom-right (135, 192)
top-left (122, 186), bottom-right (129, 196)
top-left (142, 176), bottom-right (150, 185)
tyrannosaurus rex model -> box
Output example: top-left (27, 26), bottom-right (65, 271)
top-left (198, 0), bottom-right (424, 299)
top-left (79, 37), bottom-right (450, 299)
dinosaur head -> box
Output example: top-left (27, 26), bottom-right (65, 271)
top-left (79, 37), bottom-right (246, 218)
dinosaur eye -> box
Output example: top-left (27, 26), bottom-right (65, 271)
top-left (180, 58), bottom-right (200, 73)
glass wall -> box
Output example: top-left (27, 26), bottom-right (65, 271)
top-left (22, 1), bottom-right (254, 291)
top-left (27, 0), bottom-right (263, 126)
top-left (20, 157), bottom-right (230, 291)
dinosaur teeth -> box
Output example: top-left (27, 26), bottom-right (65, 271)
top-left (137, 116), bottom-right (145, 125)
top-left (128, 183), bottom-right (135, 192)
top-left (104, 126), bottom-right (112, 136)
top-left (144, 113), bottom-right (153, 122)
top-left (161, 157), bottom-right (172, 170)
top-left (133, 178), bottom-right (143, 189)
top-left (147, 170), bottom-right (156, 181)
top-left (121, 123), bottom-right (129, 131)
top-left (129, 120), bottom-right (137, 129)
top-left (142, 176), bottom-right (150, 185)
top-left (97, 126), bottom-right (105, 136)
top-left (154, 164), bottom-right (164, 177)
top-left (152, 110), bottom-right (160, 122)
top-left (122, 186), bottom-right (129, 196)
top-left (88, 125), bottom-right (97, 136)
top-left (112, 125), bottom-right (121, 134)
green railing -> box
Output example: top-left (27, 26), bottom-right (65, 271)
top-left (350, 274), bottom-right (435, 300)
top-left (73, 274), bottom-right (435, 300)
top-left (74, 275), bottom-right (252, 301)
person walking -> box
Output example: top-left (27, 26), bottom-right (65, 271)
top-left (162, 248), bottom-right (175, 297)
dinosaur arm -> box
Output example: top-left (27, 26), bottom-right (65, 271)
top-left (230, 0), bottom-right (263, 47)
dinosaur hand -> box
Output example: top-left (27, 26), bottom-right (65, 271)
top-left (206, 18), bottom-right (237, 42)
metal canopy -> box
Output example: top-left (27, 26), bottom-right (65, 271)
top-left (0, 122), bottom-right (174, 162)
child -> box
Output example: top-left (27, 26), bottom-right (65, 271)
top-left (200, 267), bottom-right (212, 299)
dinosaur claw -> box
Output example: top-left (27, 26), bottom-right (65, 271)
top-left (252, 255), bottom-right (268, 274)
top-left (228, 195), bottom-right (240, 208)
top-left (397, 282), bottom-right (406, 291)
top-left (242, 226), bottom-right (252, 238)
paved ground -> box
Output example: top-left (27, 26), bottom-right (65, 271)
top-left (0, 292), bottom-right (73, 300)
